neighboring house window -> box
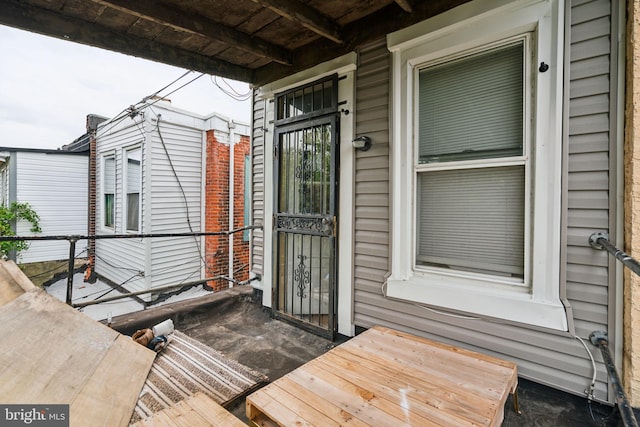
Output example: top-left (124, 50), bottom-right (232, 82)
top-left (103, 155), bottom-right (115, 229)
top-left (386, 0), bottom-right (567, 330)
top-left (125, 147), bottom-right (141, 232)
top-left (0, 168), bottom-right (7, 207)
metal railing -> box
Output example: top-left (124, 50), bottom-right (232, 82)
top-left (0, 225), bottom-right (262, 308)
top-left (589, 232), bottom-right (639, 427)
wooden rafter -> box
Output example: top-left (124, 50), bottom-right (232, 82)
top-left (251, 0), bottom-right (343, 44)
top-left (0, 0), bottom-right (254, 82)
top-left (394, 0), bottom-right (414, 13)
top-left (91, 0), bottom-right (292, 65)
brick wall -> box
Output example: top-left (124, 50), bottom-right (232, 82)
top-left (205, 129), bottom-right (250, 291)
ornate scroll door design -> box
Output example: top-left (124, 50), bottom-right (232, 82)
top-left (273, 75), bottom-right (338, 339)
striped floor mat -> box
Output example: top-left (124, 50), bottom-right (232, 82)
top-left (129, 330), bottom-right (268, 425)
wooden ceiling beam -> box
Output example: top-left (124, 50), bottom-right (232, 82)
top-left (91, 0), bottom-right (292, 65)
top-left (0, 0), bottom-right (255, 82)
top-left (394, 0), bottom-right (414, 13)
top-left (251, 0), bottom-right (343, 44)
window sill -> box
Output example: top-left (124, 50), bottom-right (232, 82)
top-left (385, 273), bottom-right (568, 331)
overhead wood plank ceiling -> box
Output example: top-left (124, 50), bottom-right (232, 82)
top-left (0, 0), bottom-right (469, 85)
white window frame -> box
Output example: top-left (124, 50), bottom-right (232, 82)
top-left (101, 153), bottom-right (116, 231)
top-left (386, 0), bottom-right (568, 330)
top-left (124, 145), bottom-right (142, 233)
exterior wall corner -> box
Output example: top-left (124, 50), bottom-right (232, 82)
top-left (623, 0), bottom-right (640, 405)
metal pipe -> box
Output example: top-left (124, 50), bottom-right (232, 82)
top-left (65, 238), bottom-right (77, 305)
top-left (589, 232), bottom-right (640, 277)
top-left (0, 225), bottom-right (262, 242)
top-left (589, 331), bottom-right (639, 427)
top-left (71, 276), bottom-right (224, 308)
top-left (228, 121), bottom-right (236, 288)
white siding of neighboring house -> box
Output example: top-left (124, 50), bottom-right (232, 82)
top-left (95, 118), bottom-right (148, 293)
top-left (147, 110), bottom-right (204, 291)
top-left (95, 105), bottom-right (211, 300)
top-left (12, 151), bottom-right (88, 264)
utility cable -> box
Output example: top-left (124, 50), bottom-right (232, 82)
top-left (211, 76), bottom-right (252, 101)
top-left (155, 116), bottom-right (207, 266)
top-left (95, 70), bottom-right (201, 140)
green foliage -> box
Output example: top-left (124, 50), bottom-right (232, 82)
top-left (0, 202), bottom-right (41, 259)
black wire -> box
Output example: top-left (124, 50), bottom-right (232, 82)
top-left (142, 70), bottom-right (193, 104)
top-left (155, 116), bottom-right (207, 266)
top-left (211, 76), bottom-right (252, 101)
top-left (94, 251), bottom-right (144, 274)
top-left (95, 70), bottom-right (199, 140)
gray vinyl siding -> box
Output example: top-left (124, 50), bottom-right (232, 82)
top-left (352, 0), bottom-right (617, 403)
top-left (251, 93), bottom-right (265, 275)
top-left (12, 152), bottom-right (88, 263)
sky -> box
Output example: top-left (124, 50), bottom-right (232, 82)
top-left (0, 25), bottom-right (252, 150)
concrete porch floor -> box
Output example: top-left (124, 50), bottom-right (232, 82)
top-left (111, 285), bottom-right (630, 426)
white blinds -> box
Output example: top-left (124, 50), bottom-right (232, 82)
top-left (104, 157), bottom-right (115, 193)
top-left (415, 40), bottom-right (527, 278)
top-left (418, 42), bottom-right (524, 163)
top-left (416, 166), bottom-right (525, 276)
top-left (127, 150), bottom-right (142, 194)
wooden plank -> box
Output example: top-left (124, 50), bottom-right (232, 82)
top-left (313, 354), bottom-right (488, 426)
top-left (264, 376), bottom-right (370, 427)
top-left (286, 363), bottom-right (430, 427)
top-left (255, 379), bottom-right (343, 427)
top-left (70, 334), bottom-right (155, 427)
top-left (246, 386), bottom-right (313, 427)
top-left (246, 326), bottom-right (517, 427)
top-left (186, 392), bottom-right (246, 427)
top-left (354, 327), bottom-right (518, 394)
top-left (0, 265), bottom-right (155, 427)
top-left (0, 290), bottom-right (120, 404)
top-left (0, 261), bottom-right (36, 306)
top-left (336, 334), bottom-right (514, 402)
top-left (302, 359), bottom-right (474, 427)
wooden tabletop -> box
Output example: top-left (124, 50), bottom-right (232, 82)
top-left (246, 325), bottom-right (518, 426)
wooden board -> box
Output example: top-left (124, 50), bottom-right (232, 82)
top-left (0, 260), bottom-right (36, 306)
top-left (131, 392), bottom-right (246, 427)
top-left (0, 262), bottom-right (155, 427)
top-left (246, 325), bottom-right (518, 427)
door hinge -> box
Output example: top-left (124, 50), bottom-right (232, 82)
top-left (332, 215), bottom-right (337, 237)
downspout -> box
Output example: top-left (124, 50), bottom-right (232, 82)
top-left (228, 121), bottom-right (236, 288)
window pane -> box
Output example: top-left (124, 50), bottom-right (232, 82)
top-left (276, 77), bottom-right (336, 120)
top-left (103, 156), bottom-right (115, 228)
top-left (126, 149), bottom-right (141, 231)
top-left (416, 166), bottom-right (525, 277)
top-left (127, 193), bottom-right (139, 231)
top-left (418, 42), bottom-right (524, 164)
top-left (104, 157), bottom-right (115, 192)
top-left (104, 194), bottom-right (114, 228)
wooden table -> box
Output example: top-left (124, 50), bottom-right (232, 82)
top-left (246, 326), bottom-right (518, 426)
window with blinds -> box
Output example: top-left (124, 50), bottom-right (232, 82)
top-left (103, 155), bottom-right (115, 229)
top-left (415, 39), bottom-right (527, 280)
top-left (125, 147), bottom-right (141, 232)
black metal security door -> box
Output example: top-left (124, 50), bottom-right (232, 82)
top-left (273, 75), bottom-right (339, 338)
